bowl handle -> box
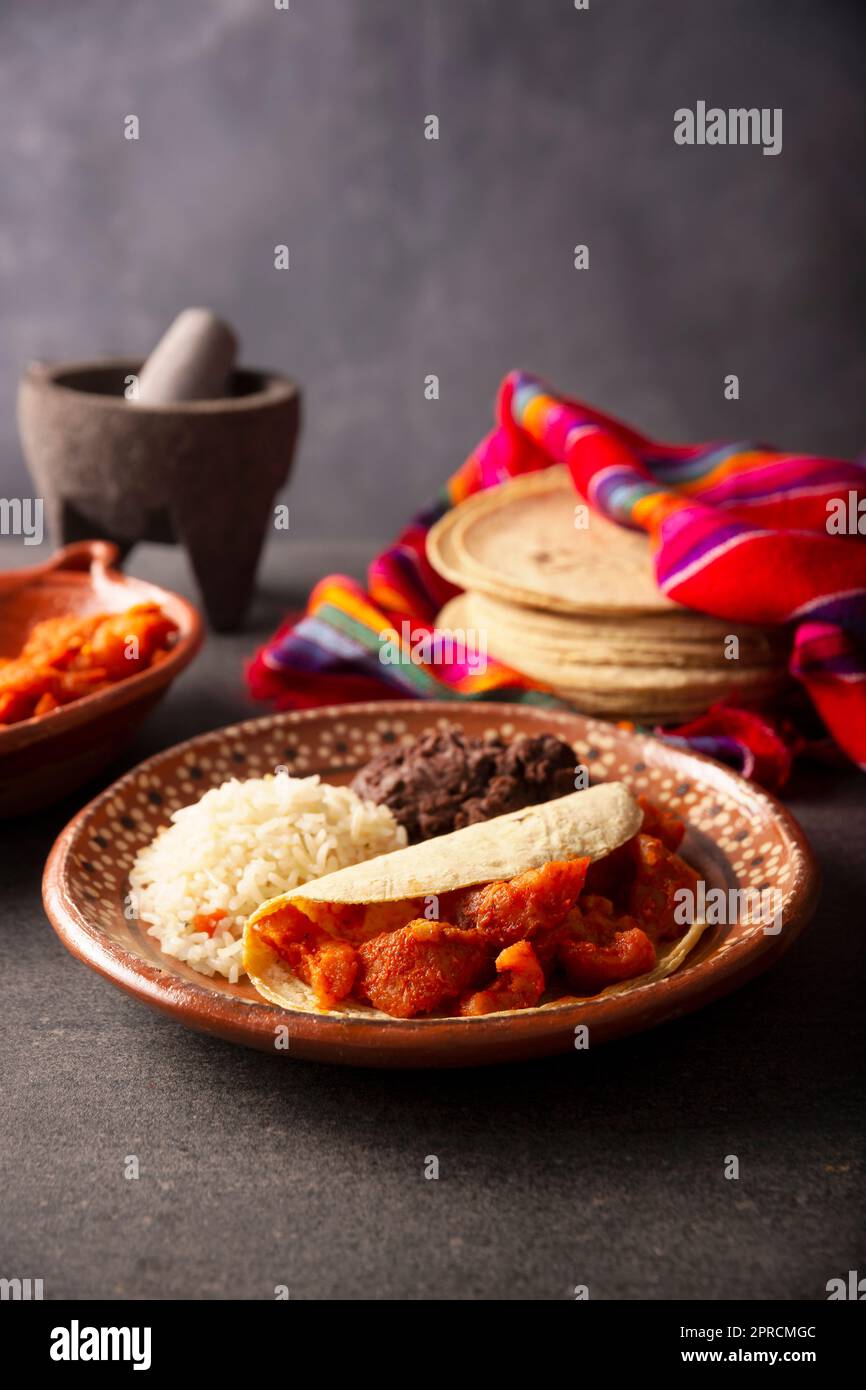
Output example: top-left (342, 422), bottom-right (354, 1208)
top-left (50, 540), bottom-right (121, 576)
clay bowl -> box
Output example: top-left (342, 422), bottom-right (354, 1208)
top-left (17, 359), bottom-right (301, 631)
top-left (0, 540), bottom-right (202, 814)
top-left (43, 702), bottom-right (820, 1066)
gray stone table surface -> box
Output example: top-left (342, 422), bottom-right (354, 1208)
top-left (1, 540), bottom-right (863, 1301)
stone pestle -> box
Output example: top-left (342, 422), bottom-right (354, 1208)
top-left (133, 308), bottom-right (238, 405)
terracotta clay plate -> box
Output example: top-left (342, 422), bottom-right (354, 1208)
top-left (0, 540), bottom-right (202, 814)
top-left (43, 702), bottom-right (820, 1068)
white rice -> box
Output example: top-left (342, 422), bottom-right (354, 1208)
top-left (129, 774), bottom-right (406, 983)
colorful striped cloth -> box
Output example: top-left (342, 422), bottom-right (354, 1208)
top-left (248, 371), bottom-right (866, 785)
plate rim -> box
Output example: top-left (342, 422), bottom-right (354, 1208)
top-left (41, 700), bottom-right (822, 1065)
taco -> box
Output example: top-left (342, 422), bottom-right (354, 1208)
top-left (244, 781), bottom-right (707, 1020)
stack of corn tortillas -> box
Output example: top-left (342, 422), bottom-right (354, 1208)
top-left (427, 467), bottom-right (791, 723)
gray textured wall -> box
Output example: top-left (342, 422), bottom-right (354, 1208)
top-left (2, 0), bottom-right (864, 542)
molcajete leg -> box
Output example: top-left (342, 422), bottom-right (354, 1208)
top-left (171, 497), bottom-right (275, 632)
top-left (44, 494), bottom-right (136, 563)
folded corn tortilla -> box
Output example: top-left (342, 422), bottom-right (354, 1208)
top-left (244, 781), bottom-right (706, 1019)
